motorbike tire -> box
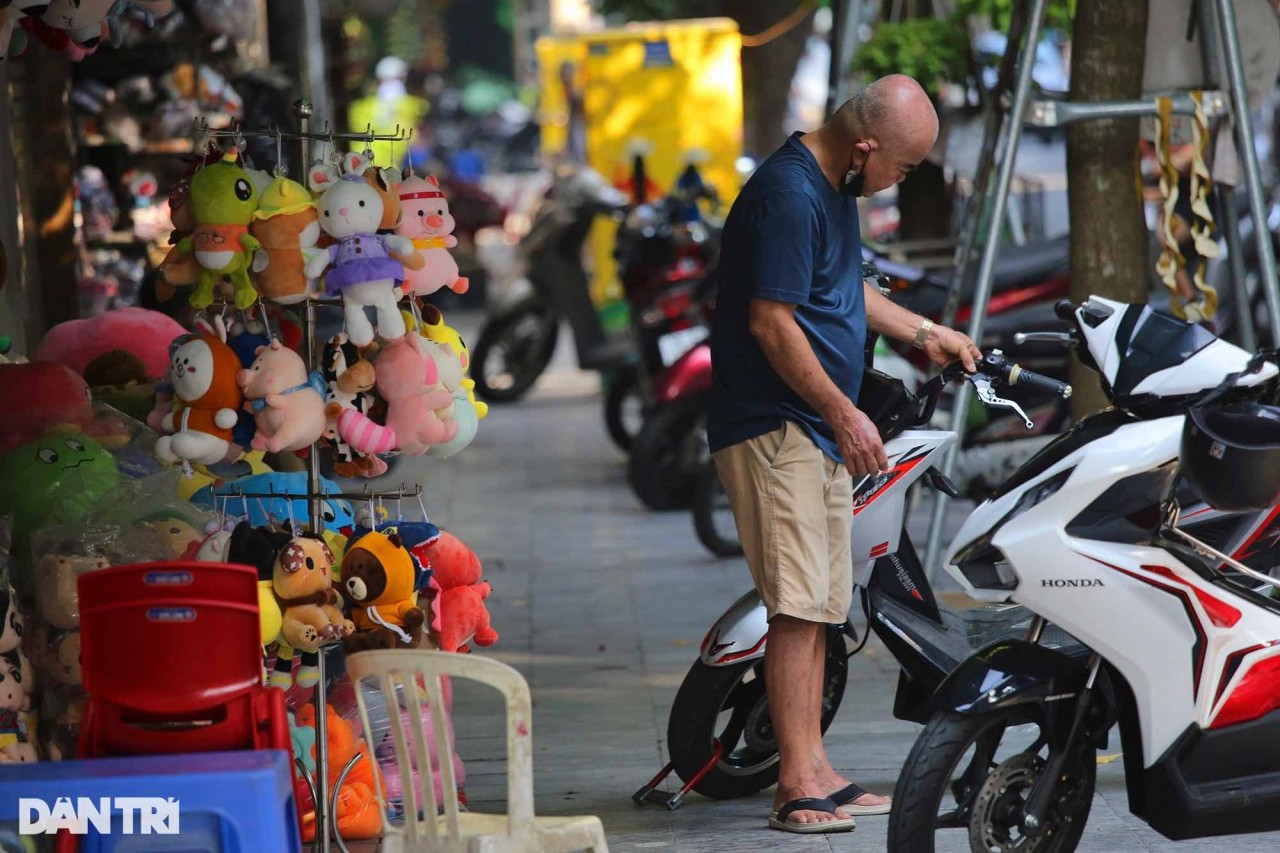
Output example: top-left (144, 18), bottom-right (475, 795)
top-left (888, 709), bottom-right (1095, 853)
top-left (603, 366), bottom-right (645, 452)
top-left (628, 394), bottom-right (707, 511)
top-left (471, 300), bottom-right (560, 403)
top-left (666, 626), bottom-right (848, 800)
top-left (692, 460), bottom-right (742, 557)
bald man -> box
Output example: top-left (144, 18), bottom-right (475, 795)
top-left (708, 75), bottom-right (980, 834)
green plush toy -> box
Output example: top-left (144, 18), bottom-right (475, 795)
top-left (179, 152), bottom-right (262, 310)
top-left (0, 430), bottom-right (119, 593)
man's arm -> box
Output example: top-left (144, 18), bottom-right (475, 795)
top-left (864, 280), bottom-right (981, 371)
top-left (864, 279), bottom-right (927, 343)
top-left (750, 298), bottom-right (887, 476)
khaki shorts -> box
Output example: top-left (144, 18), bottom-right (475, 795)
top-left (713, 421), bottom-right (854, 624)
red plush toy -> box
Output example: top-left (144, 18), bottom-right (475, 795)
top-left (0, 362), bottom-right (95, 454)
top-left (425, 532), bottom-right (498, 654)
top-left (35, 307), bottom-right (187, 380)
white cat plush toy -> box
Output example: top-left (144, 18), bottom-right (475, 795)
top-left (305, 153), bottom-right (412, 348)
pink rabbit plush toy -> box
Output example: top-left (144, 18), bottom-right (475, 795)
top-left (338, 334), bottom-right (457, 458)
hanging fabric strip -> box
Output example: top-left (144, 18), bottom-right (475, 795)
top-left (1188, 90), bottom-right (1220, 320)
top-left (1155, 96), bottom-right (1188, 317)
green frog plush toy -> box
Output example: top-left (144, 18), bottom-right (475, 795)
top-left (179, 152), bottom-right (262, 310)
top-left (0, 429), bottom-right (119, 593)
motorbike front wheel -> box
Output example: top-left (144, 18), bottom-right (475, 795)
top-left (665, 626), bottom-right (848, 800)
top-left (888, 708), bottom-right (1096, 853)
top-left (471, 298), bottom-right (560, 403)
top-left (692, 460), bottom-right (743, 557)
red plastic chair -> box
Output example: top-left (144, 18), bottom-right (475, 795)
top-left (76, 561), bottom-right (290, 758)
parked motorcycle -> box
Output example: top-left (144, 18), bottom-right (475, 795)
top-left (889, 298), bottom-right (1280, 851)
top-left (471, 167), bottom-right (632, 403)
top-left (652, 298), bottom-right (1280, 830)
top-left (605, 195), bottom-right (720, 451)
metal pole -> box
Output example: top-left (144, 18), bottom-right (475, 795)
top-left (941, 0), bottom-right (1029, 329)
top-left (293, 96), bottom-right (330, 853)
top-left (1220, 188), bottom-right (1257, 352)
top-left (922, 0), bottom-right (1050, 575)
top-left (1210, 0), bottom-right (1280, 345)
top-left (1194, 0), bottom-right (1255, 353)
top-left (314, 645), bottom-right (330, 853)
top-left (301, 0), bottom-right (328, 130)
top-left (826, 0), bottom-right (844, 119)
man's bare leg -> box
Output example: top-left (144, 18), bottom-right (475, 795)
top-left (808, 628), bottom-right (892, 809)
top-left (766, 615), bottom-right (846, 825)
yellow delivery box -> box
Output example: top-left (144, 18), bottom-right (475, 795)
top-left (537, 18), bottom-right (743, 304)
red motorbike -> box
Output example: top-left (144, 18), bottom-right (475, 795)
top-left (605, 195), bottom-right (720, 452)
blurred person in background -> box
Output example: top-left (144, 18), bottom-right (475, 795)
top-left (348, 56), bottom-right (428, 166)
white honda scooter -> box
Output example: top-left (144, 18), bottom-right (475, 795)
top-left (889, 298), bottom-right (1280, 851)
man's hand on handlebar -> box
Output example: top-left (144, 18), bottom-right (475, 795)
top-left (921, 323), bottom-right (982, 373)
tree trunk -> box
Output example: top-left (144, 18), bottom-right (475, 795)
top-left (718, 1), bottom-right (815, 158)
top-left (1066, 0), bottom-right (1149, 417)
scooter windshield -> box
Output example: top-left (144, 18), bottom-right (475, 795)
top-left (1111, 307), bottom-right (1218, 397)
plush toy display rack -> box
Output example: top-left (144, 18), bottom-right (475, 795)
top-left (197, 100), bottom-right (417, 853)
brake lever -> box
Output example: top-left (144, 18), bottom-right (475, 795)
top-left (970, 374), bottom-right (1034, 429)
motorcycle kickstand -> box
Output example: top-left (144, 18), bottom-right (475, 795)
top-left (632, 740), bottom-right (725, 811)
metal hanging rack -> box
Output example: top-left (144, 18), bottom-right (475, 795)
top-left (190, 102), bottom-right (416, 853)
top-left (218, 483), bottom-right (424, 504)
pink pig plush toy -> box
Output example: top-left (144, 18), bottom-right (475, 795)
top-left (237, 339), bottom-right (327, 453)
top-left (395, 175), bottom-right (469, 297)
top-left (339, 334), bottom-right (457, 458)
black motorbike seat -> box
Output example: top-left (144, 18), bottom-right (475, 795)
top-left (925, 235), bottom-right (1070, 295)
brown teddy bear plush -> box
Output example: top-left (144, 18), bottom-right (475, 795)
top-left (35, 552), bottom-right (111, 631)
top-left (341, 531), bottom-right (424, 652)
top-left (271, 535), bottom-right (353, 689)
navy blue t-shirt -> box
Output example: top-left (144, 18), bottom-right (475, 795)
top-left (708, 132), bottom-right (866, 462)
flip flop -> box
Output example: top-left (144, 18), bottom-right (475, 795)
top-left (830, 782), bottom-right (892, 816)
top-left (767, 797), bottom-right (856, 834)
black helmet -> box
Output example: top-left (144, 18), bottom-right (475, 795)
top-left (1181, 402), bottom-right (1280, 512)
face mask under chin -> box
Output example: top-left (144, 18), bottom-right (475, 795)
top-left (841, 169), bottom-right (865, 198)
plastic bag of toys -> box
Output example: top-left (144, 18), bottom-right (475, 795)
top-left (26, 519), bottom-right (185, 760)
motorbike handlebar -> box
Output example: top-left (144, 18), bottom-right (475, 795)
top-left (1004, 364), bottom-right (1073, 398)
top-left (979, 350), bottom-right (1072, 399)
top-left (1054, 299), bottom-right (1078, 322)
top-left (914, 350), bottom-right (1073, 427)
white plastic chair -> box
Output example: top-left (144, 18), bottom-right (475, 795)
top-left (347, 649), bottom-right (610, 853)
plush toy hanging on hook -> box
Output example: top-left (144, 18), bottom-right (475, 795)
top-left (236, 338), bottom-right (327, 454)
top-left (305, 152), bottom-right (411, 348)
top-left (396, 175), bottom-right (468, 297)
top-left (181, 151), bottom-right (262, 310)
top-left (154, 316), bottom-right (244, 469)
